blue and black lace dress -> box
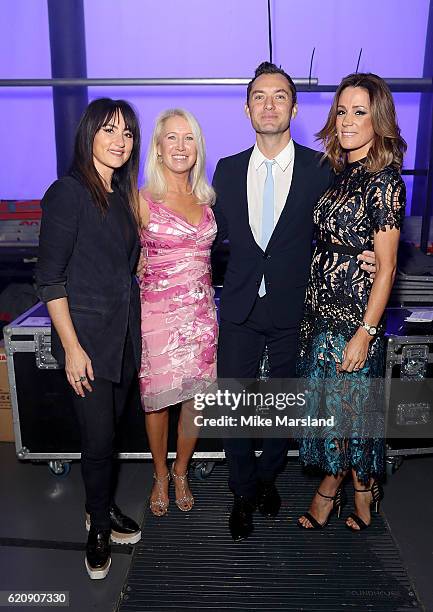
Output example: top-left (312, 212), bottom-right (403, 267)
top-left (297, 159), bottom-right (406, 483)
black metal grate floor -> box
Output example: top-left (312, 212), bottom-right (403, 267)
top-left (118, 462), bottom-right (420, 612)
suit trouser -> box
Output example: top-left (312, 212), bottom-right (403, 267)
top-left (71, 333), bottom-right (136, 529)
top-left (218, 296), bottom-right (299, 498)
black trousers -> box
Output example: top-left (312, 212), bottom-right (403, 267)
top-left (71, 333), bottom-right (136, 529)
top-left (217, 296), bottom-right (299, 498)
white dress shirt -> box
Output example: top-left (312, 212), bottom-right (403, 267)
top-left (247, 138), bottom-right (295, 246)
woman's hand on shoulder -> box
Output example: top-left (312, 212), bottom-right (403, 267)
top-left (64, 343), bottom-right (94, 397)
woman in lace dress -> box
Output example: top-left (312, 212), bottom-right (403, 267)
top-left (297, 74), bottom-right (406, 531)
top-left (138, 109), bottom-right (217, 515)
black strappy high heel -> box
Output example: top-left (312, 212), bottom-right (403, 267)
top-left (297, 485), bottom-right (347, 529)
top-left (346, 480), bottom-right (384, 531)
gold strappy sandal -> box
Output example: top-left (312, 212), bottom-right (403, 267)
top-left (149, 472), bottom-right (170, 516)
top-left (171, 462), bottom-right (194, 512)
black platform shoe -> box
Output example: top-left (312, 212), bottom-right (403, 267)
top-left (229, 495), bottom-right (256, 542)
top-left (257, 481), bottom-right (281, 517)
top-left (85, 526), bottom-right (111, 580)
top-left (86, 503), bottom-right (141, 545)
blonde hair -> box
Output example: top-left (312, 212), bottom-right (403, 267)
top-left (144, 108), bottom-right (215, 205)
top-left (317, 73), bottom-right (407, 173)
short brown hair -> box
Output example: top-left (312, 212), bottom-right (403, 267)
top-left (247, 62), bottom-right (297, 105)
top-left (317, 73), bottom-right (406, 173)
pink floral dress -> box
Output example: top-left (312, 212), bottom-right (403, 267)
top-left (138, 196), bottom-right (217, 411)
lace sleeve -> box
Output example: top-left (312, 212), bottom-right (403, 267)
top-left (366, 168), bottom-right (406, 233)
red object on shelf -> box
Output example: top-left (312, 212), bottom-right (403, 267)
top-left (0, 200), bottom-right (42, 220)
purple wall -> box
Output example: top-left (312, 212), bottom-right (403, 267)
top-left (1, 0), bottom-right (430, 212)
top-left (0, 0), bottom-right (56, 199)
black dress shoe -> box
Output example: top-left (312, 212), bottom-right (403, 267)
top-left (257, 481), bottom-right (281, 517)
top-left (229, 495), bottom-right (256, 542)
top-left (109, 503), bottom-right (141, 544)
top-left (85, 503), bottom-right (141, 545)
top-left (85, 526), bottom-right (111, 580)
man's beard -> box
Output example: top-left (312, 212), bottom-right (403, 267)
top-left (254, 121), bottom-right (291, 136)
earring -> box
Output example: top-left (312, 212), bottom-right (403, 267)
top-left (157, 154), bottom-right (163, 164)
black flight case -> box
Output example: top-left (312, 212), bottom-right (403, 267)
top-left (4, 302), bottom-right (433, 478)
top-left (3, 301), bottom-right (221, 479)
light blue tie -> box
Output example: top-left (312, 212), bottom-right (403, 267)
top-left (259, 160), bottom-right (275, 297)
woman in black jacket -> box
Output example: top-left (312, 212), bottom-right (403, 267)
top-left (37, 98), bottom-right (142, 580)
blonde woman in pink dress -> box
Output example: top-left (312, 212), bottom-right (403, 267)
top-left (138, 109), bottom-right (217, 516)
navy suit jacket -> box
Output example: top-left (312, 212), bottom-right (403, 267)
top-left (212, 141), bottom-right (332, 328)
top-left (36, 176), bottom-right (141, 383)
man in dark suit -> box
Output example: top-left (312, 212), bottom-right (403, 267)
top-left (212, 62), bottom-right (374, 541)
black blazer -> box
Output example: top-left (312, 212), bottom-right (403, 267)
top-left (36, 176), bottom-right (141, 383)
top-left (212, 141), bottom-right (331, 328)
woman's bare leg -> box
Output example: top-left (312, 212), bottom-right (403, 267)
top-left (298, 472), bottom-right (347, 528)
top-left (346, 470), bottom-right (374, 529)
top-left (145, 408), bottom-right (170, 514)
top-left (172, 398), bottom-right (199, 509)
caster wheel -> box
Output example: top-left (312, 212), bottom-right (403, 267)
top-left (192, 461), bottom-right (215, 480)
top-left (48, 460), bottom-right (71, 478)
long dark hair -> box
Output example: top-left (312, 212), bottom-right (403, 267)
top-left (317, 73), bottom-right (406, 173)
top-left (70, 98), bottom-right (141, 221)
